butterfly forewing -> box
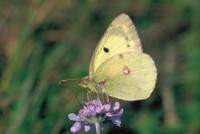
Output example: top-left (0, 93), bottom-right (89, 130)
top-left (89, 14), bottom-right (142, 77)
top-left (93, 52), bottom-right (157, 101)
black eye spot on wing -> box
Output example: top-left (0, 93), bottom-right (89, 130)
top-left (103, 47), bottom-right (109, 53)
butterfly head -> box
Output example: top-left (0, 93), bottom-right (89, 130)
top-left (79, 76), bottom-right (90, 88)
top-left (80, 76), bottom-right (100, 91)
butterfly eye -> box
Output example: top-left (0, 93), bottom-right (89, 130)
top-left (103, 47), bottom-right (109, 53)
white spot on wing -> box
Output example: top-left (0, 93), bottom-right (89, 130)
top-left (123, 66), bottom-right (130, 75)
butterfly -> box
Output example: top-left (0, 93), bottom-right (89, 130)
top-left (61, 13), bottom-right (157, 101)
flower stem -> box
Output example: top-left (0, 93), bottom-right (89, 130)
top-left (95, 123), bottom-right (101, 134)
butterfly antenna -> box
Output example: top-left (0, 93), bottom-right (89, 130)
top-left (75, 90), bottom-right (82, 107)
top-left (59, 79), bottom-right (79, 85)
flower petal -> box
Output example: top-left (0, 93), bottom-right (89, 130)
top-left (94, 105), bottom-right (102, 114)
top-left (70, 122), bottom-right (81, 133)
top-left (100, 103), bottom-right (110, 113)
top-left (104, 104), bottom-right (111, 112)
top-left (84, 125), bottom-right (91, 132)
top-left (112, 118), bottom-right (121, 127)
top-left (93, 100), bottom-right (103, 113)
top-left (118, 108), bottom-right (123, 116)
top-left (106, 112), bottom-right (113, 117)
top-left (68, 113), bottom-right (80, 121)
top-left (113, 102), bottom-right (120, 111)
top-left (94, 99), bottom-right (102, 105)
top-left (68, 99), bottom-right (123, 131)
top-left (83, 108), bottom-right (96, 116)
top-left (99, 105), bottom-right (105, 113)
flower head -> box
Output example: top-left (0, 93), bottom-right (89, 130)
top-left (68, 99), bottom-right (123, 133)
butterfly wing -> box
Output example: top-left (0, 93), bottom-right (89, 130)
top-left (89, 14), bottom-right (142, 77)
top-left (93, 52), bottom-right (157, 101)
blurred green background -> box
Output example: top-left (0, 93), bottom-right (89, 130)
top-left (0, 0), bottom-right (200, 134)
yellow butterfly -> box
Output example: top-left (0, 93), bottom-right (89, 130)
top-left (62, 13), bottom-right (157, 101)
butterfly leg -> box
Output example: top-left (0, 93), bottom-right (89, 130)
top-left (101, 93), bottom-right (105, 103)
top-left (95, 90), bottom-right (100, 100)
top-left (75, 90), bottom-right (82, 107)
top-left (87, 90), bottom-right (93, 101)
top-left (106, 93), bottom-right (111, 103)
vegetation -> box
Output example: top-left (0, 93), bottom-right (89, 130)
top-left (0, 0), bottom-right (200, 133)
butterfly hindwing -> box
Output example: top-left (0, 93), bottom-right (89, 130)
top-left (89, 14), bottom-right (142, 77)
top-left (93, 52), bottom-right (157, 101)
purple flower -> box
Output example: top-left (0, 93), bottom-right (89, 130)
top-left (68, 99), bottom-right (123, 133)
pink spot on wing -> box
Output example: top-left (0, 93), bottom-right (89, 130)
top-left (123, 66), bottom-right (130, 75)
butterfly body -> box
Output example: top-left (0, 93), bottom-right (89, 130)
top-left (79, 14), bottom-right (157, 101)
top-left (80, 76), bottom-right (106, 93)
